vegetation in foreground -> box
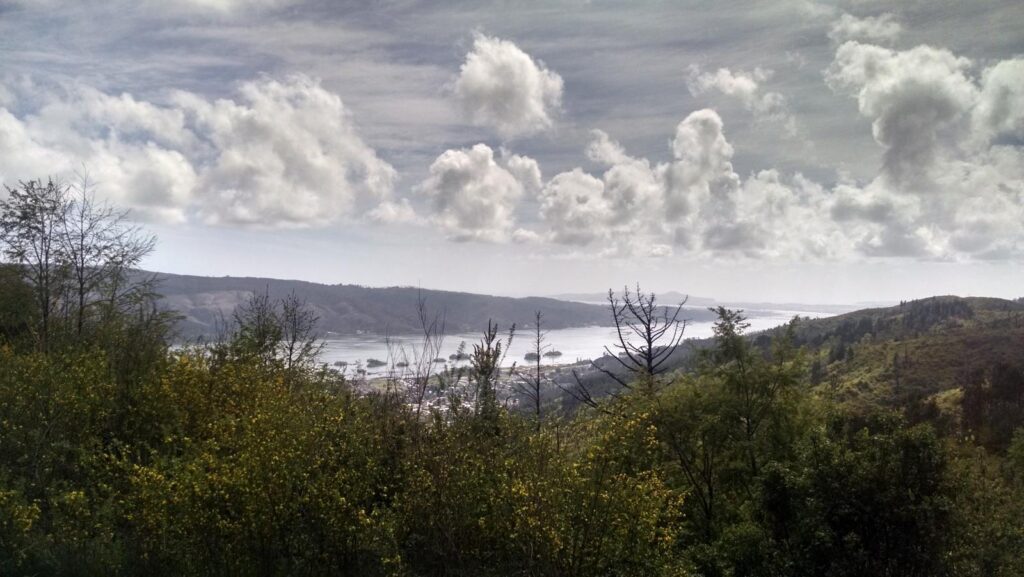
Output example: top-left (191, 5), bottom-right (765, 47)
top-left (0, 178), bottom-right (1023, 576)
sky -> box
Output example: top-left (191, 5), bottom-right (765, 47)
top-left (1, 0), bottom-right (1022, 303)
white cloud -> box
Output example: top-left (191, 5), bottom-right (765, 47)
top-left (825, 41), bottom-right (1024, 258)
top-left (587, 130), bottom-right (662, 225)
top-left (504, 110), bottom-right (831, 259)
top-left (0, 74), bottom-right (396, 227)
top-left (0, 82), bottom-right (200, 222)
top-left (175, 75), bottom-right (396, 227)
top-left (828, 13), bottom-right (903, 45)
top-left (501, 149), bottom-right (543, 194)
top-left (368, 198), bottom-right (418, 224)
top-left (441, 44), bottom-right (1023, 262)
top-left (664, 109), bottom-right (741, 227)
top-left (0, 108), bottom-right (68, 187)
top-left (686, 65), bottom-right (797, 135)
top-left (826, 41), bottom-right (977, 187)
top-left (416, 143), bottom-right (535, 242)
top-left (973, 58), bottom-right (1024, 144)
top-left (538, 169), bottom-right (610, 246)
top-left (454, 33), bottom-right (564, 138)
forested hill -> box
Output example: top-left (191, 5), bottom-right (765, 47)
top-left (759, 295), bottom-right (1024, 421)
top-left (151, 271), bottom-right (720, 338)
top-left (579, 295), bottom-right (1024, 415)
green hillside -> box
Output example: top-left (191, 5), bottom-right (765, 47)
top-left (767, 296), bottom-right (1024, 424)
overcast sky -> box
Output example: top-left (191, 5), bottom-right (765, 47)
top-left (1, 0), bottom-right (1022, 302)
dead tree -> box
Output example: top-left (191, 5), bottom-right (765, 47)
top-left (605, 284), bottom-right (688, 380)
top-left (410, 290), bottom-right (447, 420)
top-left (513, 311), bottom-right (547, 431)
top-left (563, 284), bottom-right (688, 410)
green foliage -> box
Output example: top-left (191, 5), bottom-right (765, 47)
top-left (0, 207), bottom-right (1022, 577)
top-left (757, 414), bottom-right (956, 577)
top-left (946, 443), bottom-right (1024, 577)
top-left (398, 408), bottom-right (683, 577)
top-left (962, 363), bottom-right (1024, 451)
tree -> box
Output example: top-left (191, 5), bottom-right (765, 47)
top-left (409, 291), bottom-right (448, 419)
top-left (757, 415), bottom-right (956, 577)
top-left (655, 309), bottom-right (807, 547)
top-left (59, 172), bottom-right (155, 338)
top-left (809, 356), bottom-right (825, 386)
top-left (565, 285), bottom-right (688, 412)
top-left (278, 291), bottom-right (323, 377)
top-left (0, 179), bottom-right (69, 351)
top-left (514, 311), bottom-right (548, 431)
top-left (605, 285), bottom-right (688, 387)
top-left (469, 320), bottom-right (513, 425)
top-left (702, 309), bottom-right (804, 478)
top-left (230, 288), bottom-right (283, 367)
top-left (0, 265), bottom-right (35, 345)
top-left (0, 175), bottom-right (157, 351)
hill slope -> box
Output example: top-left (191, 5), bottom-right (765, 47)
top-left (152, 272), bottom-right (720, 338)
top-left (564, 296), bottom-right (1024, 417)
top-left (781, 295), bottom-right (1024, 412)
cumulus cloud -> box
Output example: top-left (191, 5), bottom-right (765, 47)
top-left (453, 109), bottom-right (829, 259)
top-left (663, 109), bottom-right (741, 225)
top-left (416, 143), bottom-right (537, 242)
top-left (587, 130), bottom-right (662, 225)
top-left (826, 41), bottom-right (1024, 258)
top-left (368, 199), bottom-right (418, 224)
top-left (174, 75), bottom-right (396, 227)
top-left (973, 59), bottom-right (1024, 144)
top-left (828, 13), bottom-right (903, 45)
top-left (686, 65), bottom-right (796, 135)
top-left (454, 33), bottom-right (564, 138)
top-left (501, 149), bottom-right (543, 194)
top-left (522, 111), bottom-right (844, 259)
top-left (826, 41), bottom-right (977, 186)
top-left (537, 169), bottom-right (611, 246)
top-left (0, 81), bottom-right (200, 222)
top-left (438, 35), bottom-right (1023, 262)
top-left (0, 74), bottom-right (396, 227)
top-left (526, 110), bottom-right (785, 256)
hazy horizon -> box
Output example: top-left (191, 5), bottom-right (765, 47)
top-left (145, 264), bottom-right (1012, 307)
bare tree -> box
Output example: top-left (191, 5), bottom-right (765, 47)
top-left (60, 170), bottom-right (155, 337)
top-left (513, 311), bottom-right (547, 430)
top-left (409, 291), bottom-right (447, 419)
top-left (562, 284), bottom-right (688, 411)
top-left (279, 290), bottom-right (323, 378)
top-left (0, 179), bottom-right (70, 351)
top-left (604, 284), bottom-right (688, 383)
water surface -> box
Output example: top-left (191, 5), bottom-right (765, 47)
top-left (320, 308), bottom-right (831, 375)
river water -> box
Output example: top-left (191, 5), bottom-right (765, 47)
top-left (319, 308), bottom-right (832, 375)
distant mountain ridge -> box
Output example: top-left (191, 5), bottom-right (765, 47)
top-left (151, 272), bottom-right (722, 339)
top-left (551, 291), bottom-right (874, 315)
top-left (568, 295), bottom-right (1024, 412)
